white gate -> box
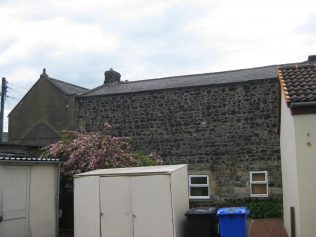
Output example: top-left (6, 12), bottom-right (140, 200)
top-left (0, 166), bottom-right (30, 237)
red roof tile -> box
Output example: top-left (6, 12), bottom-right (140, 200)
top-left (278, 64), bottom-right (316, 105)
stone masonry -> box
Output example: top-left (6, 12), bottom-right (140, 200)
top-left (77, 78), bottom-right (281, 202)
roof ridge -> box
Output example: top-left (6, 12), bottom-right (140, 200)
top-left (80, 64), bottom-right (279, 96)
top-left (47, 77), bottom-right (89, 91)
top-left (124, 64), bottom-right (280, 84)
top-left (279, 63), bottom-right (316, 70)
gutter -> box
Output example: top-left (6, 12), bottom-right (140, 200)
top-left (290, 101), bottom-right (316, 109)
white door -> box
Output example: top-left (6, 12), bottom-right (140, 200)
top-left (131, 175), bottom-right (174, 237)
top-left (100, 176), bottom-right (133, 237)
top-left (0, 166), bottom-right (30, 237)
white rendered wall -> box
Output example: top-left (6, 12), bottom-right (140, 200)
top-left (280, 96), bottom-right (300, 237)
top-left (294, 113), bottom-right (316, 237)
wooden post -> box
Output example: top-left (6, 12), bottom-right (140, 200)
top-left (0, 77), bottom-right (7, 143)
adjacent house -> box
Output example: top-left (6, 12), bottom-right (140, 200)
top-left (8, 69), bottom-right (88, 146)
top-left (278, 57), bottom-right (316, 237)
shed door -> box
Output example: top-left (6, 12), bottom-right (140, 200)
top-left (100, 176), bottom-right (133, 237)
top-left (0, 166), bottom-right (30, 237)
top-left (132, 175), bottom-right (174, 237)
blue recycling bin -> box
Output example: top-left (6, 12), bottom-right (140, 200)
top-left (217, 207), bottom-right (249, 237)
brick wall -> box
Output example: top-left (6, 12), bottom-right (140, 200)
top-left (77, 78), bottom-right (282, 202)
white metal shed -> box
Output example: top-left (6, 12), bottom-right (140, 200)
top-left (74, 164), bottom-right (189, 237)
top-left (0, 157), bottom-right (60, 237)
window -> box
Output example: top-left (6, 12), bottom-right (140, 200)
top-left (189, 175), bottom-right (210, 199)
top-left (250, 171), bottom-right (268, 197)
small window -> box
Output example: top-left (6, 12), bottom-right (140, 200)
top-left (250, 171), bottom-right (268, 197)
top-left (189, 175), bottom-right (210, 199)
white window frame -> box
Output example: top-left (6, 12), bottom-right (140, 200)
top-left (189, 175), bottom-right (210, 199)
top-left (250, 171), bottom-right (269, 197)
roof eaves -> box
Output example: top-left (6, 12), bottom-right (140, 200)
top-left (0, 157), bottom-right (59, 163)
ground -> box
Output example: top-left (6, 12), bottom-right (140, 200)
top-left (60, 218), bottom-right (288, 237)
top-left (249, 219), bottom-right (288, 237)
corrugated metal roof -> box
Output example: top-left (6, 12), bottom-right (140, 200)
top-left (74, 164), bottom-right (187, 177)
top-left (80, 65), bottom-right (279, 97)
top-left (0, 157), bottom-right (59, 163)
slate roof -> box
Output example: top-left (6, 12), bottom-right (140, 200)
top-left (80, 65), bottom-right (279, 97)
top-left (278, 64), bottom-right (316, 105)
top-left (47, 77), bottom-right (89, 95)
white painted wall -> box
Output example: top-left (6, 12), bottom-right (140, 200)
top-left (280, 95), bottom-right (300, 236)
top-left (281, 94), bottom-right (316, 237)
top-left (29, 164), bottom-right (57, 237)
top-left (294, 113), bottom-right (316, 237)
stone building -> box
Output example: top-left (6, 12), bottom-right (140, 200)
top-left (77, 65), bottom-right (282, 203)
top-left (8, 69), bottom-right (88, 146)
top-left (8, 61), bottom-right (287, 203)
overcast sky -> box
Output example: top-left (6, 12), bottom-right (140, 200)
top-left (0, 0), bottom-right (315, 131)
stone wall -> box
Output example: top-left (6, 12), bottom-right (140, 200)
top-left (77, 78), bottom-right (282, 202)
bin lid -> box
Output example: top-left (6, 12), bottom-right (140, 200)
top-left (217, 207), bottom-right (249, 216)
top-left (185, 207), bottom-right (217, 216)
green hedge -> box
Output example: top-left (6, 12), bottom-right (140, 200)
top-left (192, 199), bottom-right (283, 219)
top-left (243, 199), bottom-right (283, 219)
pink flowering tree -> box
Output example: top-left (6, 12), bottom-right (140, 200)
top-left (42, 124), bottom-right (163, 193)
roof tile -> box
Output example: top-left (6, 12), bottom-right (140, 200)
top-left (278, 64), bottom-right (316, 105)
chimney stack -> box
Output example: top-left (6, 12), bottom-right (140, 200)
top-left (307, 55), bottom-right (316, 63)
top-left (40, 68), bottom-right (48, 78)
top-left (104, 68), bottom-right (121, 84)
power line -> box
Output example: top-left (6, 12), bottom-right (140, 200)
top-left (7, 82), bottom-right (29, 91)
top-left (6, 95), bottom-right (17, 100)
top-left (7, 87), bottom-right (24, 97)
